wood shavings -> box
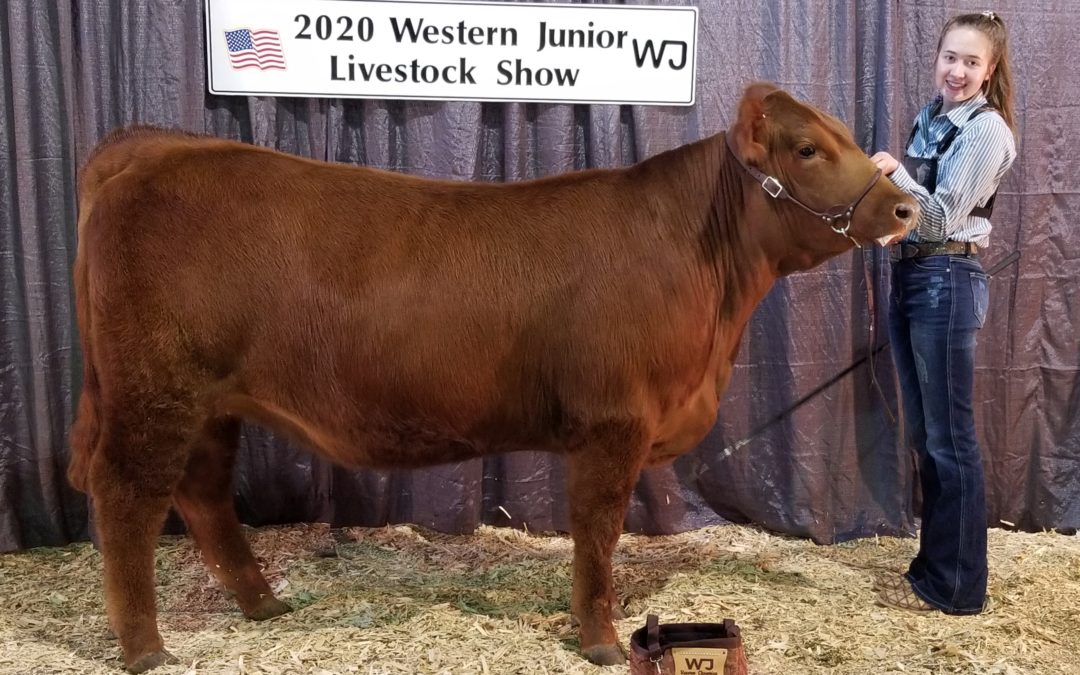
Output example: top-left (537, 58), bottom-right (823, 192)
top-left (0, 523), bottom-right (1077, 673)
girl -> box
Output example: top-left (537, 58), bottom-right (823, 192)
top-left (869, 11), bottom-right (1017, 614)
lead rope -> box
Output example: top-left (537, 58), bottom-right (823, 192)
top-left (863, 245), bottom-right (897, 426)
top-left (713, 282), bottom-right (891, 460)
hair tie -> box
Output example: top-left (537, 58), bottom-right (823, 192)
top-left (981, 10), bottom-right (997, 21)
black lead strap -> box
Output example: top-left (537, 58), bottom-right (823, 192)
top-left (984, 250), bottom-right (1021, 277)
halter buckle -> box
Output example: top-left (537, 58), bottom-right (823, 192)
top-left (761, 176), bottom-right (783, 199)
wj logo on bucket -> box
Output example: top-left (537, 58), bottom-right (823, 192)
top-left (672, 647), bottom-right (727, 675)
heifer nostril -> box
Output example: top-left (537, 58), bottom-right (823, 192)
top-left (895, 203), bottom-right (913, 220)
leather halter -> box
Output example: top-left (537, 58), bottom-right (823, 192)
top-left (724, 131), bottom-right (882, 244)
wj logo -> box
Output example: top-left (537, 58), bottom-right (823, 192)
top-left (631, 39), bottom-right (689, 69)
top-left (673, 647), bottom-right (726, 675)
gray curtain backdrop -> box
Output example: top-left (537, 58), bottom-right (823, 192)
top-left (2, 0), bottom-right (1077, 552)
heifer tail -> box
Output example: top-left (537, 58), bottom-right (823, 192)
top-left (67, 227), bottom-right (101, 493)
top-left (66, 153), bottom-right (117, 493)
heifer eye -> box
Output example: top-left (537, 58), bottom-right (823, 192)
top-left (798, 145), bottom-right (816, 158)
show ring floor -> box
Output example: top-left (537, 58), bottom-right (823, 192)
top-left (2, 522), bottom-right (1077, 674)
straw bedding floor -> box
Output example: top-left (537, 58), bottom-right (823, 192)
top-left (1, 522), bottom-right (1077, 674)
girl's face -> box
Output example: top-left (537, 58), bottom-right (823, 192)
top-left (935, 27), bottom-right (995, 111)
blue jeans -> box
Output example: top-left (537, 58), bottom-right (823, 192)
top-left (888, 254), bottom-right (989, 614)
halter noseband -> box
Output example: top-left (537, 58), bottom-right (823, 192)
top-left (724, 132), bottom-right (882, 245)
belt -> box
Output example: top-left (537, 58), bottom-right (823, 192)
top-left (892, 241), bottom-right (978, 260)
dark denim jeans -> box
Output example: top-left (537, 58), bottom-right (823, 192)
top-left (889, 254), bottom-right (989, 614)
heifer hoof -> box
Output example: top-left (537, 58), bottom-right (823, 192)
top-left (245, 597), bottom-right (292, 621)
top-left (581, 643), bottom-right (626, 666)
top-left (125, 649), bottom-right (178, 673)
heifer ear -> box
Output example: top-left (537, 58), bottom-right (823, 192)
top-left (756, 88), bottom-right (806, 125)
top-left (730, 82), bottom-right (776, 167)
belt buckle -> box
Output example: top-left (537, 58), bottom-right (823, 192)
top-left (900, 243), bottom-right (919, 259)
top-left (946, 241), bottom-right (975, 256)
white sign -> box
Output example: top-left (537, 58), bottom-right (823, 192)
top-left (205, 0), bottom-right (698, 105)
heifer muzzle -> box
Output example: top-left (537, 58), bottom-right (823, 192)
top-left (725, 133), bottom-right (882, 244)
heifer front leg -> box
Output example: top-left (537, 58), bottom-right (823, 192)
top-left (566, 426), bottom-right (646, 666)
top-left (173, 417), bottom-right (290, 620)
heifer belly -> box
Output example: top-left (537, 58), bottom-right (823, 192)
top-left (226, 348), bottom-right (524, 469)
top-left (223, 309), bottom-right (579, 470)
top-left (216, 392), bottom-right (504, 469)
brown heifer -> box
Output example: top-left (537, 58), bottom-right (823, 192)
top-left (68, 82), bottom-right (916, 672)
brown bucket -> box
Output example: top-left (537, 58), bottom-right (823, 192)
top-left (629, 614), bottom-right (748, 675)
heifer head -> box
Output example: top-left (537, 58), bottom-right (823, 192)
top-left (727, 82), bottom-right (917, 272)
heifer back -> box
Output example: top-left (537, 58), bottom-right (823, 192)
top-left (69, 83), bottom-right (915, 672)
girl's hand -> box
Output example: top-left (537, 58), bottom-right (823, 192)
top-left (870, 151), bottom-right (899, 175)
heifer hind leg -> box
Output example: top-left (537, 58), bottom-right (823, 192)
top-left (173, 417), bottom-right (291, 620)
top-left (566, 422), bottom-right (648, 666)
top-left (87, 390), bottom-right (204, 673)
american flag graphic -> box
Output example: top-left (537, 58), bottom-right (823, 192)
top-left (224, 29), bottom-right (286, 71)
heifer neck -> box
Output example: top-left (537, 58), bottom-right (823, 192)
top-left (701, 138), bottom-right (780, 320)
top-left (722, 132), bottom-right (881, 246)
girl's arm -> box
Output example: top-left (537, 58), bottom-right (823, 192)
top-left (887, 115), bottom-right (1016, 241)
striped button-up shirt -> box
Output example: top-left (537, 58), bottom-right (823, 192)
top-left (889, 92), bottom-right (1016, 247)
